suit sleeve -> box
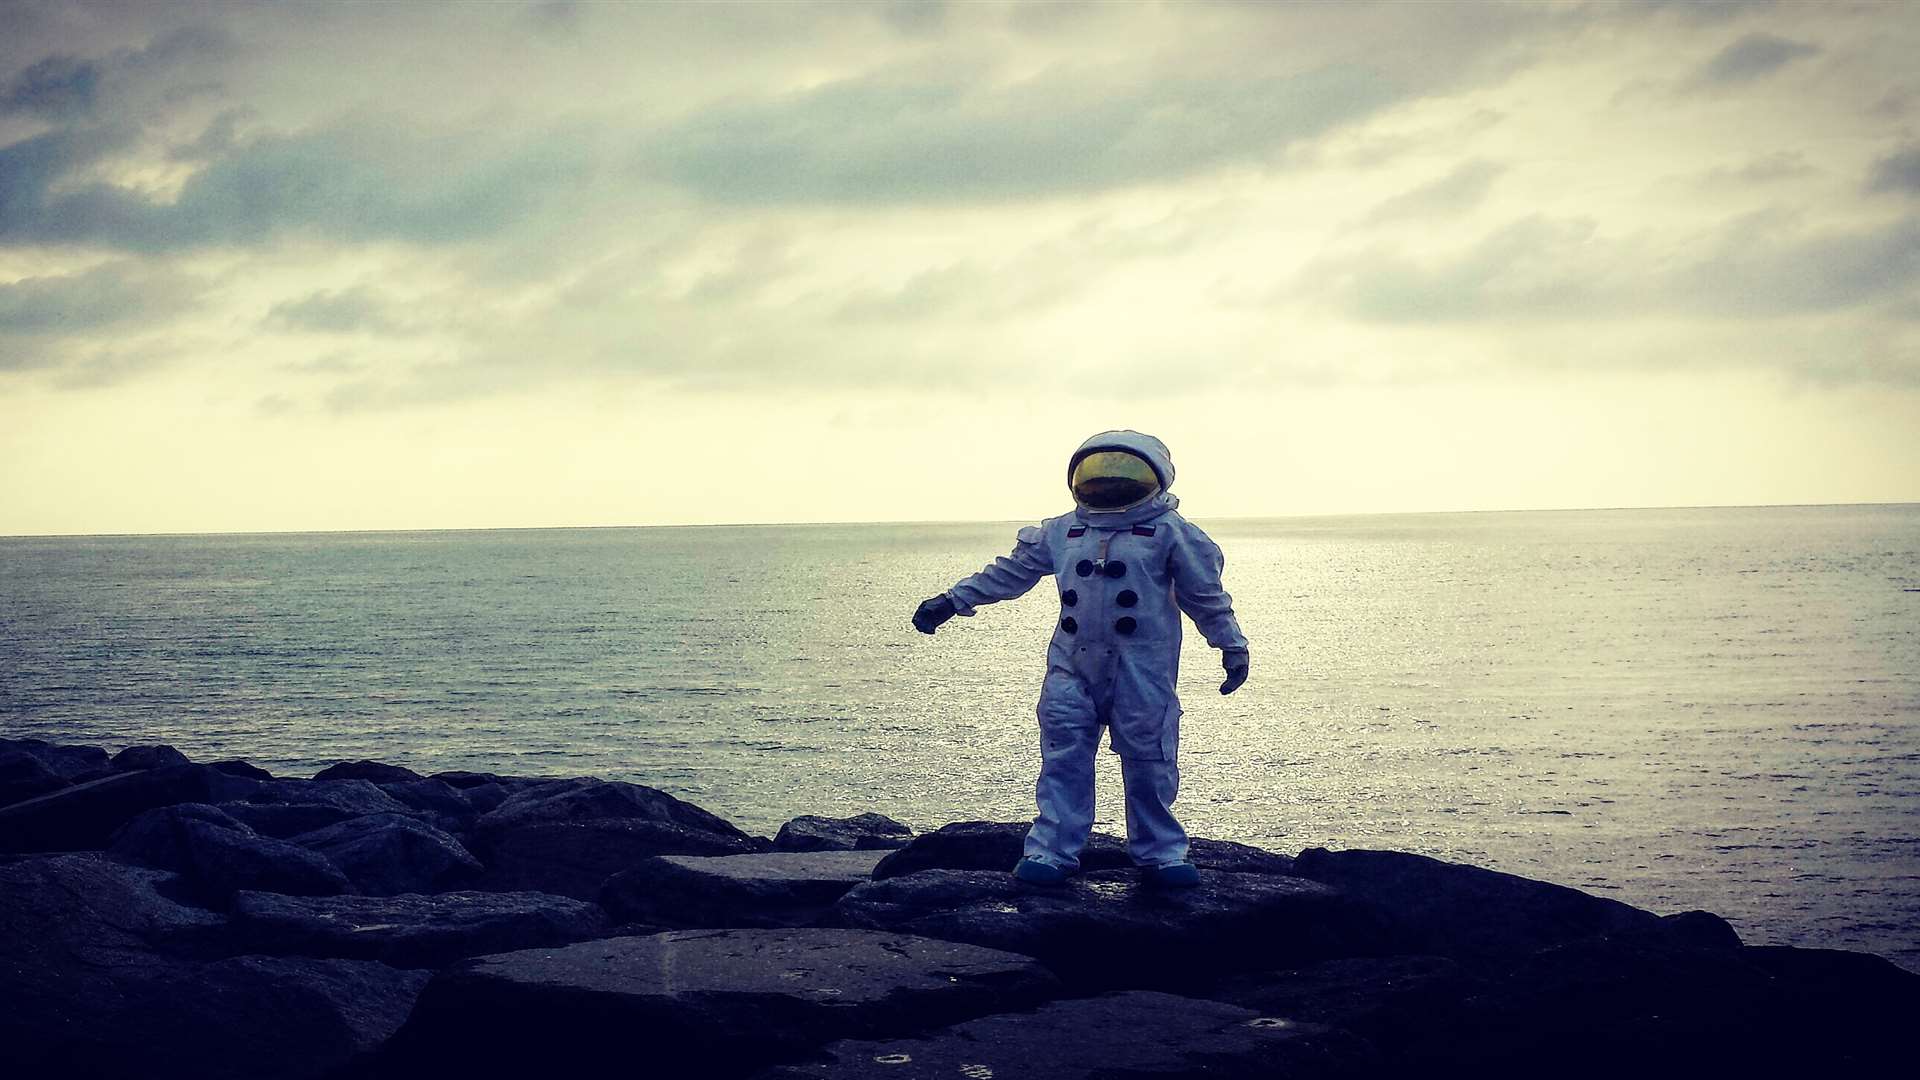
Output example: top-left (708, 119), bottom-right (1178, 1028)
top-left (946, 524), bottom-right (1054, 616)
top-left (1169, 522), bottom-right (1249, 651)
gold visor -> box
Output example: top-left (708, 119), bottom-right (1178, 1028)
top-left (1070, 450), bottom-right (1161, 510)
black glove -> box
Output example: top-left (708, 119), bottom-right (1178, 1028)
top-left (912, 594), bottom-right (956, 635)
top-left (1220, 648), bottom-right (1249, 695)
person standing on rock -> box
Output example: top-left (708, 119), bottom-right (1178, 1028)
top-left (911, 430), bottom-right (1250, 888)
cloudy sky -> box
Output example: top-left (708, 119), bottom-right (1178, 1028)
top-left (1, 0), bottom-right (1915, 535)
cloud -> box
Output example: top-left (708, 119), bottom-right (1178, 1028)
top-left (1689, 32), bottom-right (1818, 87)
top-left (1867, 146), bottom-right (1920, 196)
top-left (0, 120), bottom-right (597, 251)
top-left (643, 65), bottom-right (1405, 204)
top-left (1700, 150), bottom-right (1815, 187)
top-left (1, 53), bottom-right (101, 119)
top-left (1308, 211), bottom-right (1920, 324)
top-left (1361, 158), bottom-right (1505, 224)
top-left (265, 285), bottom-right (414, 335)
top-left (0, 261), bottom-right (204, 337)
top-left (0, 25), bottom-right (231, 122)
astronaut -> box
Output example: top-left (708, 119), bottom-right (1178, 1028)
top-left (912, 430), bottom-right (1249, 888)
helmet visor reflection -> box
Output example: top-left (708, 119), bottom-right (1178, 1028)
top-left (1070, 450), bottom-right (1162, 510)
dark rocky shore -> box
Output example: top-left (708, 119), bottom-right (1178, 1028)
top-left (2, 738), bottom-right (1912, 1079)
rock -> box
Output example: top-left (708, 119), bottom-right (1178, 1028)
top-left (0, 852), bottom-right (229, 965)
top-left (772, 812), bottom-right (915, 852)
top-left (1291, 847), bottom-right (1663, 959)
top-left (293, 813), bottom-right (482, 896)
top-left (473, 776), bottom-right (756, 841)
top-left (429, 769), bottom-right (539, 790)
top-left (757, 990), bottom-right (1373, 1080)
top-left (1659, 909), bottom-right (1742, 949)
top-left (2, 852), bottom-right (422, 1079)
top-left (1188, 837), bottom-right (1299, 875)
top-left (478, 818), bottom-right (763, 900)
top-left (871, 821), bottom-right (1133, 879)
top-left (215, 801), bottom-right (359, 838)
top-left (0, 737), bottom-right (111, 780)
top-left (381, 928), bottom-right (1058, 1075)
top-left (209, 759), bottom-right (275, 780)
top-left (314, 759), bottom-right (423, 783)
top-left (869, 821), bottom-right (1296, 880)
top-left (601, 849), bottom-right (892, 928)
top-left (109, 803), bottom-right (352, 901)
top-left (0, 764), bottom-right (217, 852)
top-left (1199, 955), bottom-right (1480, 1045)
top-left (377, 777), bottom-right (480, 830)
top-left (0, 749), bottom-right (69, 807)
top-left (232, 889), bottom-right (609, 969)
top-left (220, 776), bottom-right (417, 817)
top-left (832, 869), bottom-right (1387, 989)
top-left (112, 743), bottom-right (193, 771)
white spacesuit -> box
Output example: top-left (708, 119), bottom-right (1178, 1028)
top-left (913, 430), bottom-right (1249, 887)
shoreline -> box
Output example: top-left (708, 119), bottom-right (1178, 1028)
top-left (3, 736), bottom-right (1915, 1078)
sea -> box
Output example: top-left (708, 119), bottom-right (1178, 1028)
top-left (2, 504), bottom-right (1916, 971)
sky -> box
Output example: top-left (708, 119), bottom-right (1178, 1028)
top-left (0, 0), bottom-right (1916, 535)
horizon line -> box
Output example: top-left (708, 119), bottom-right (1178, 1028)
top-left (2, 499), bottom-right (1915, 542)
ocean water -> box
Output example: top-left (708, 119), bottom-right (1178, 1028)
top-left (2, 505), bottom-right (1916, 970)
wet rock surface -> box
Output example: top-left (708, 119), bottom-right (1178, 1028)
top-left (772, 812), bottom-right (915, 852)
top-left (2, 740), bottom-right (1913, 1078)
top-left (381, 928), bottom-right (1059, 1076)
top-left (1291, 846), bottom-right (1665, 959)
top-left (757, 990), bottom-right (1372, 1080)
top-left (232, 889), bottom-right (609, 968)
top-left (602, 849), bottom-right (891, 928)
top-left (833, 868), bottom-right (1387, 989)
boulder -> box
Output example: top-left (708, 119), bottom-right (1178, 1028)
top-left (219, 777), bottom-right (417, 817)
top-left (292, 813), bottom-right (482, 896)
top-left (232, 889), bottom-right (609, 969)
top-left (0, 764), bottom-right (217, 852)
top-left (376, 777), bottom-right (481, 830)
top-left (209, 758), bottom-right (275, 780)
top-left (1659, 909), bottom-right (1742, 950)
top-left (772, 812), bottom-right (914, 852)
top-left (832, 869), bottom-right (1387, 989)
top-left (757, 990), bottom-right (1374, 1080)
top-left (215, 801), bottom-right (359, 839)
top-left (0, 737), bottom-right (111, 780)
top-left (472, 776), bottom-right (756, 841)
top-left (109, 803), bottom-right (351, 901)
top-left (112, 743), bottom-right (193, 771)
top-left (1198, 955), bottom-right (1480, 1045)
top-left (871, 821), bottom-right (1133, 879)
top-left (869, 821), bottom-right (1296, 879)
top-left (478, 818), bottom-right (762, 900)
top-left (381, 928), bottom-right (1058, 1075)
top-left (314, 759), bottom-right (423, 783)
top-left (1290, 847), bottom-right (1662, 959)
top-left (0, 749), bottom-right (69, 807)
top-left (601, 849), bottom-right (892, 928)
top-left (0, 852), bottom-right (229, 967)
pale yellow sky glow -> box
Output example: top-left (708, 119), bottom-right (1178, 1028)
top-left (1, 0), bottom-right (1916, 535)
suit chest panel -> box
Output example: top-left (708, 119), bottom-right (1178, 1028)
top-left (1057, 524), bottom-right (1172, 588)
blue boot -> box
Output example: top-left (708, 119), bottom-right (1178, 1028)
top-left (1013, 857), bottom-right (1072, 886)
top-left (1143, 861), bottom-right (1201, 889)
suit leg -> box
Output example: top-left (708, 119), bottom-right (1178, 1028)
top-left (1023, 669), bottom-right (1101, 871)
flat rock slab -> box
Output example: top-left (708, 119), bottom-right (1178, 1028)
top-left (1291, 847), bottom-right (1661, 959)
top-left (871, 821), bottom-right (1295, 879)
top-left (757, 990), bottom-right (1371, 1079)
top-left (381, 928), bottom-right (1059, 1076)
top-left (833, 869), bottom-right (1387, 989)
top-left (233, 890), bottom-right (609, 969)
top-left (602, 849), bottom-right (892, 928)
